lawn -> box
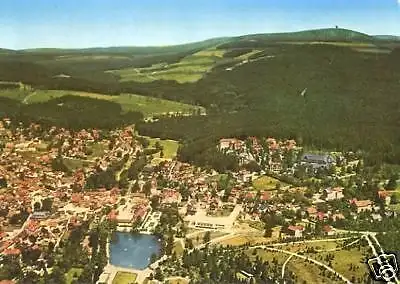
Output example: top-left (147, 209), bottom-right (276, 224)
top-left (112, 271), bottom-right (137, 284)
top-left (279, 240), bottom-right (344, 253)
top-left (252, 175), bottom-right (283, 191)
top-left (146, 137), bottom-right (179, 160)
top-left (247, 248), bottom-right (288, 265)
top-left (248, 247), bottom-right (343, 284)
top-left (65, 267), bottom-right (83, 284)
top-left (316, 247), bottom-right (369, 281)
top-left (243, 220), bottom-right (265, 231)
top-left (219, 235), bottom-right (267, 247)
top-left (0, 89), bottom-right (202, 117)
top-left (0, 89), bottom-right (29, 101)
top-left (189, 231), bottom-right (228, 247)
top-left (87, 142), bottom-right (107, 159)
top-left (288, 259), bottom-right (340, 284)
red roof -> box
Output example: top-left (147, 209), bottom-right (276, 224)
top-left (317, 212), bottom-right (326, 220)
top-left (0, 280), bottom-right (16, 284)
top-left (288, 225), bottom-right (304, 232)
top-left (261, 192), bottom-right (271, 201)
top-left (323, 225), bottom-right (333, 232)
top-left (0, 231), bottom-right (6, 239)
top-left (3, 248), bottom-right (21, 256)
top-left (306, 207), bottom-right (317, 214)
top-left (378, 191), bottom-right (392, 199)
top-left (354, 200), bottom-right (373, 208)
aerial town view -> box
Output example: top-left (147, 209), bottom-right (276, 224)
top-left (1, 1), bottom-right (400, 284)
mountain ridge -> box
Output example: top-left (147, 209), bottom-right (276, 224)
top-left (10, 28), bottom-right (400, 53)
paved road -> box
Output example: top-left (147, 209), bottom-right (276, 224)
top-left (270, 236), bottom-right (355, 247)
top-left (281, 254), bottom-right (294, 280)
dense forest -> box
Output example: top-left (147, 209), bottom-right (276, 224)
top-left (0, 96), bottom-right (143, 130)
top-left (1, 32), bottom-right (400, 168)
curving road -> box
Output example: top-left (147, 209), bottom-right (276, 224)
top-left (250, 245), bottom-right (353, 284)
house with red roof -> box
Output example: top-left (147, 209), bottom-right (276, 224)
top-left (351, 199), bottom-right (373, 213)
top-left (287, 225), bottom-right (304, 238)
top-left (0, 280), bottom-right (16, 284)
top-left (378, 190), bottom-right (392, 206)
top-left (323, 225), bottom-right (335, 236)
top-left (306, 207), bottom-right (318, 217)
top-left (325, 187), bottom-right (344, 201)
top-left (3, 248), bottom-right (21, 256)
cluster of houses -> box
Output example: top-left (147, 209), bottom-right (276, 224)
top-left (0, 119), bottom-right (139, 273)
top-left (1, 117), bottom-right (398, 284)
top-left (218, 137), bottom-right (360, 177)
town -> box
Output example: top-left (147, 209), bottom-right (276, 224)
top-left (0, 118), bottom-right (399, 284)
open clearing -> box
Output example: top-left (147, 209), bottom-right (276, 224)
top-left (112, 271), bottom-right (138, 284)
top-left (0, 89), bottom-right (203, 117)
top-left (110, 48), bottom-right (228, 83)
top-left (269, 239), bottom-right (369, 281)
top-left (145, 136), bottom-right (179, 160)
top-left (219, 235), bottom-right (268, 246)
top-left (252, 175), bottom-right (284, 191)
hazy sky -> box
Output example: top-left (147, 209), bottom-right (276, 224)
top-left (1, 0), bottom-right (400, 49)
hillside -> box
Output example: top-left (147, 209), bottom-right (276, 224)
top-left (20, 37), bottom-right (230, 55)
top-left (0, 89), bottom-right (203, 117)
top-left (1, 28), bottom-right (400, 166)
top-left (239, 28), bottom-right (374, 42)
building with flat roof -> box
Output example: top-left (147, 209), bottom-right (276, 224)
top-left (185, 204), bottom-right (242, 230)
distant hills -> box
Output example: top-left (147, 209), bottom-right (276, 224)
top-left (9, 28), bottom-right (399, 54)
top-left (237, 28), bottom-right (374, 42)
top-left (374, 35), bottom-right (400, 41)
top-left (1, 27), bottom-right (400, 166)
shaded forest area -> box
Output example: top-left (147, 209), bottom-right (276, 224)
top-left (0, 96), bottom-right (143, 130)
top-left (1, 43), bottom-right (400, 168)
top-left (137, 45), bottom-right (400, 167)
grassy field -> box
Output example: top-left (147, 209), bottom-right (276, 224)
top-left (189, 231), bottom-right (228, 247)
top-left (0, 89), bottom-right (203, 117)
top-left (252, 175), bottom-right (283, 191)
top-left (248, 247), bottom-right (343, 284)
top-left (288, 259), bottom-right (341, 284)
top-left (0, 89), bottom-right (29, 101)
top-left (111, 48), bottom-right (227, 83)
top-left (145, 137), bottom-right (179, 159)
top-left (275, 240), bottom-right (369, 282)
top-left (219, 235), bottom-right (268, 246)
top-left (112, 271), bottom-right (137, 284)
top-left (316, 247), bottom-right (369, 281)
top-left (167, 279), bottom-right (189, 284)
top-left (65, 267), bottom-right (83, 284)
top-left (247, 248), bottom-right (288, 264)
top-left (87, 142), bottom-right (107, 159)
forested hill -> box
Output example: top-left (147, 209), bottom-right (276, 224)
top-left (1, 28), bottom-right (400, 166)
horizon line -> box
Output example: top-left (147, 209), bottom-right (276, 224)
top-left (5, 27), bottom-right (400, 51)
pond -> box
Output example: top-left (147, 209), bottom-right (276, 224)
top-left (109, 232), bottom-right (162, 270)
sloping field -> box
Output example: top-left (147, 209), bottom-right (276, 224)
top-left (0, 89), bottom-right (203, 117)
top-left (110, 48), bottom-right (227, 83)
